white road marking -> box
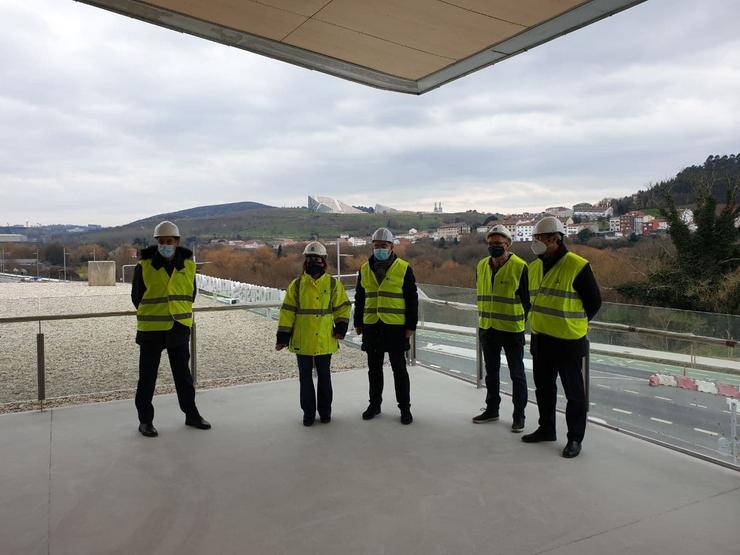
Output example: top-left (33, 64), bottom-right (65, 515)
top-left (689, 403), bottom-right (709, 409)
top-left (650, 417), bottom-right (673, 425)
top-left (693, 427), bottom-right (719, 437)
top-left (723, 410), bottom-right (732, 414)
top-left (428, 364), bottom-right (441, 369)
top-left (596, 384), bottom-right (611, 389)
top-left (589, 402), bottom-right (596, 406)
top-left (588, 416), bottom-right (608, 425)
top-left (501, 381), bottom-right (509, 385)
top-left (527, 387), bottom-right (536, 392)
top-left (623, 389), bottom-right (640, 395)
top-left (612, 408), bottom-right (632, 415)
top-left (655, 396), bottom-right (673, 401)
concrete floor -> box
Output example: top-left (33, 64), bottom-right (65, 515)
top-left (1, 367), bottom-right (738, 555)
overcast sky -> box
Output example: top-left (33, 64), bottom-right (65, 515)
top-left (1, 0), bottom-right (739, 226)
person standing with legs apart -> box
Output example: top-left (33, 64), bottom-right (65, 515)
top-left (472, 225), bottom-right (530, 432)
top-left (132, 220), bottom-right (210, 438)
top-left (354, 228), bottom-right (418, 425)
top-left (276, 242), bottom-right (351, 426)
top-left (522, 216), bottom-right (601, 458)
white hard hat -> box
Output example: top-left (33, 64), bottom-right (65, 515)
top-left (533, 216), bottom-right (566, 236)
top-left (371, 227), bottom-right (394, 242)
top-left (153, 220), bottom-right (180, 238)
top-left (487, 225), bottom-right (512, 243)
top-left (303, 241), bottom-right (327, 257)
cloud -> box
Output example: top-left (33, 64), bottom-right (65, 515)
top-left (0, 0), bottom-right (739, 225)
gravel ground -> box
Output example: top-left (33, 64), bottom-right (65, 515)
top-left (0, 282), bottom-right (367, 412)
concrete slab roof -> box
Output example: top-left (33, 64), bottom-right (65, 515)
top-left (2, 367), bottom-right (739, 553)
top-left (75, 0), bottom-right (647, 94)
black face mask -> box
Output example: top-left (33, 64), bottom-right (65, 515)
top-left (488, 245), bottom-right (506, 258)
top-left (306, 261), bottom-right (325, 276)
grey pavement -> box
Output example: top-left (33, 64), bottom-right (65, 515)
top-left (1, 367), bottom-right (738, 555)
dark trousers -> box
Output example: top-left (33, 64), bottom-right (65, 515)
top-left (479, 328), bottom-right (527, 420)
top-left (367, 349), bottom-right (410, 409)
top-left (532, 351), bottom-right (587, 442)
top-left (135, 342), bottom-right (198, 424)
top-left (296, 354), bottom-right (333, 419)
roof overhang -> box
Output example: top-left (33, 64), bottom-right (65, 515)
top-left (74, 0), bottom-right (647, 94)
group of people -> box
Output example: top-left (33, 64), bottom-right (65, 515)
top-left (132, 217), bottom-right (601, 459)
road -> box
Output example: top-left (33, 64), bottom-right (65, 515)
top-left (412, 329), bottom-right (738, 464)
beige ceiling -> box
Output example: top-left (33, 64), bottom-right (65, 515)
top-left (75, 0), bottom-right (646, 94)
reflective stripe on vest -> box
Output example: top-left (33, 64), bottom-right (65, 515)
top-left (137, 258), bottom-right (195, 331)
top-left (360, 258), bottom-right (408, 325)
top-left (528, 252), bottom-right (588, 340)
top-left (476, 254), bottom-right (526, 332)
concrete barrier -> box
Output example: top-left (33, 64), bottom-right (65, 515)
top-left (88, 261), bottom-right (116, 286)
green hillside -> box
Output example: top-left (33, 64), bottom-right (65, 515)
top-left (73, 207), bottom-right (488, 245)
top-left (614, 154), bottom-right (739, 214)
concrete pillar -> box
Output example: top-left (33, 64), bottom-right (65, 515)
top-left (88, 261), bottom-right (116, 286)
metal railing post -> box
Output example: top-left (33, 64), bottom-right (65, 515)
top-left (36, 329), bottom-right (46, 404)
top-left (190, 321), bottom-right (198, 385)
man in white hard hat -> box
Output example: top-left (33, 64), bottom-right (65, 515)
top-left (276, 241), bottom-right (351, 426)
top-left (354, 227), bottom-right (418, 424)
top-left (472, 225), bottom-right (530, 432)
top-left (131, 220), bottom-right (210, 437)
top-left (522, 216), bottom-right (601, 458)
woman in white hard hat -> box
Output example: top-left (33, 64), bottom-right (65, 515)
top-left (276, 241), bottom-right (351, 426)
top-left (131, 220), bottom-right (210, 437)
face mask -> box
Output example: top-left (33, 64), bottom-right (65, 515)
top-left (530, 240), bottom-right (547, 256)
top-left (488, 245), bottom-right (505, 258)
top-left (373, 248), bottom-right (390, 261)
top-left (158, 244), bottom-right (176, 258)
top-left (306, 261), bottom-right (324, 276)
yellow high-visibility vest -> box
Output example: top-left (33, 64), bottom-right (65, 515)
top-left (476, 254), bottom-right (526, 332)
top-left (137, 258), bottom-right (195, 331)
top-left (277, 273), bottom-right (351, 355)
top-left (360, 258), bottom-right (409, 325)
top-left (529, 252), bottom-right (589, 340)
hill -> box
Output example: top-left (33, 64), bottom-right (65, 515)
top-left (614, 154), bottom-right (739, 214)
top-left (70, 204), bottom-right (487, 245)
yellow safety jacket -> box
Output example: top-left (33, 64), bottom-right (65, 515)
top-left (277, 273), bottom-right (351, 355)
top-left (360, 258), bottom-right (408, 326)
top-left (137, 258), bottom-right (196, 331)
top-left (476, 254), bottom-right (526, 332)
top-left (529, 252), bottom-right (589, 340)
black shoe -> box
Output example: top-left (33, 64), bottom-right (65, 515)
top-left (362, 405), bottom-right (381, 420)
top-left (185, 416), bottom-right (211, 430)
top-left (320, 415), bottom-right (331, 424)
top-left (400, 410), bottom-right (413, 425)
top-left (303, 417), bottom-right (315, 427)
top-left (511, 418), bottom-right (525, 433)
top-left (562, 441), bottom-right (582, 458)
top-left (521, 428), bottom-right (556, 443)
top-left (472, 408), bottom-right (499, 423)
top-left (138, 423), bottom-right (158, 437)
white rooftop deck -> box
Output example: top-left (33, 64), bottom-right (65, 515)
top-left (2, 367), bottom-right (738, 554)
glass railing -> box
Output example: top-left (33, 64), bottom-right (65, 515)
top-left (413, 283), bottom-right (739, 467)
top-left (1, 281), bottom-right (737, 467)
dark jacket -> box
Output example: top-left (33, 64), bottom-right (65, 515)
top-left (531, 242), bottom-right (602, 358)
top-left (132, 245), bottom-right (196, 347)
top-left (354, 254), bottom-right (418, 353)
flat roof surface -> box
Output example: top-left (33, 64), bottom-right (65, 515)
top-left (75, 0), bottom-right (647, 93)
top-left (2, 367), bottom-right (738, 554)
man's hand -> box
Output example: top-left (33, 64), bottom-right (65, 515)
top-left (404, 329), bottom-right (414, 338)
top-left (275, 343), bottom-right (286, 351)
top-left (355, 327), bottom-right (363, 336)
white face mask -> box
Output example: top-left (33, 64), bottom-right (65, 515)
top-left (531, 240), bottom-right (547, 256)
